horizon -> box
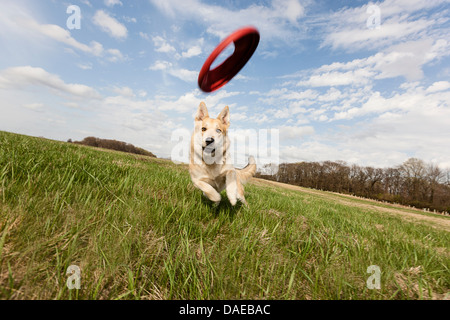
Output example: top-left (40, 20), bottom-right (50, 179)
top-left (1, 0), bottom-right (449, 169)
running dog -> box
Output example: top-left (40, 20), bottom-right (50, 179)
top-left (189, 102), bottom-right (256, 206)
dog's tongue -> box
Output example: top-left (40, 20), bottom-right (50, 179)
top-left (203, 144), bottom-right (215, 153)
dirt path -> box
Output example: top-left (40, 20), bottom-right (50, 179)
top-left (250, 178), bottom-right (450, 232)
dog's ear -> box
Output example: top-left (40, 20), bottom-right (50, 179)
top-left (217, 106), bottom-right (230, 127)
top-left (195, 102), bottom-right (209, 121)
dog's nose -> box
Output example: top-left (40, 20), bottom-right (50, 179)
top-left (205, 137), bottom-right (214, 145)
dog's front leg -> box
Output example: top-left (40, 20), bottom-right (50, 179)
top-left (236, 177), bottom-right (248, 206)
top-left (194, 180), bottom-right (221, 205)
top-left (225, 170), bottom-right (238, 206)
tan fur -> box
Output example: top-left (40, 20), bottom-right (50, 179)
top-left (189, 102), bottom-right (256, 206)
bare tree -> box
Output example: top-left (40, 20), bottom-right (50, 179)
top-left (426, 163), bottom-right (443, 205)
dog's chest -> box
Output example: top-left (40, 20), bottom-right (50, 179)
top-left (203, 165), bottom-right (227, 190)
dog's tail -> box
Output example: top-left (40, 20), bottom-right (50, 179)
top-left (237, 156), bottom-right (256, 184)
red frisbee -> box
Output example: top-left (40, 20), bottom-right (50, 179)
top-left (198, 26), bottom-right (260, 93)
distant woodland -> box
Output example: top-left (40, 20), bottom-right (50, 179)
top-left (69, 137), bottom-right (156, 158)
top-left (256, 158), bottom-right (450, 214)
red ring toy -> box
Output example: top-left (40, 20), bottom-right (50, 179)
top-left (198, 26), bottom-right (260, 93)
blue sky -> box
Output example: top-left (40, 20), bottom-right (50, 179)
top-left (1, 0), bottom-right (449, 169)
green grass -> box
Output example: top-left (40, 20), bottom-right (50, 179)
top-left (0, 130), bottom-right (449, 300)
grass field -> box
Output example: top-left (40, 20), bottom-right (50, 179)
top-left (0, 130), bottom-right (449, 300)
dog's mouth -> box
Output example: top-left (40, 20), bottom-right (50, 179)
top-left (202, 145), bottom-right (215, 155)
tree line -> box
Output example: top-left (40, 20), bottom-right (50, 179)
top-left (68, 137), bottom-right (156, 158)
top-left (256, 158), bottom-right (450, 214)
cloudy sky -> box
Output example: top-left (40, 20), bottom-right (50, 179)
top-left (0, 0), bottom-right (449, 168)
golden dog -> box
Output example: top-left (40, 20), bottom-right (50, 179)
top-left (189, 102), bottom-right (256, 206)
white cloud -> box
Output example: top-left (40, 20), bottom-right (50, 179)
top-left (80, 0), bottom-right (92, 7)
top-left (279, 125), bottom-right (315, 140)
top-left (338, 91), bottom-right (450, 167)
top-left (91, 97), bottom-right (174, 157)
top-left (27, 20), bottom-right (104, 56)
top-left (106, 48), bottom-right (125, 62)
top-left (228, 112), bottom-right (248, 121)
top-left (150, 0), bottom-right (306, 43)
top-left (64, 102), bottom-right (81, 109)
top-left (279, 141), bottom-right (410, 167)
top-left (157, 89), bottom-right (240, 113)
top-left (0, 66), bottom-right (101, 100)
top-left (426, 81), bottom-right (450, 93)
top-left (149, 60), bottom-right (173, 71)
top-left (270, 108), bottom-right (293, 119)
top-left (331, 82), bottom-right (450, 121)
top-left (149, 60), bottom-right (197, 83)
top-left (320, 0), bottom-right (448, 52)
top-left (93, 10), bottom-right (128, 39)
top-left (376, 0), bottom-right (446, 16)
top-left (23, 103), bottom-right (44, 111)
top-left (104, 0), bottom-right (123, 7)
top-left (77, 63), bottom-right (93, 70)
top-left (318, 88), bottom-right (344, 102)
top-left (181, 46), bottom-right (202, 58)
top-left (271, 51), bottom-right (450, 167)
top-left (258, 88), bottom-right (319, 107)
top-left (323, 18), bottom-right (434, 52)
top-left (112, 86), bottom-right (135, 97)
top-left (123, 16), bottom-right (137, 23)
top-left (152, 35), bottom-right (176, 53)
top-left (424, 39), bottom-right (450, 63)
top-left (272, 0), bottom-right (304, 23)
top-left (138, 90), bottom-right (148, 98)
top-left (291, 38), bottom-right (449, 87)
top-left (251, 114), bottom-right (272, 125)
top-left (234, 74), bottom-right (252, 81)
top-left (374, 40), bottom-right (437, 81)
top-left (167, 68), bottom-right (197, 83)
top-left (0, 4), bottom-right (127, 61)
top-left (298, 69), bottom-right (375, 87)
top-left (139, 32), bottom-right (150, 40)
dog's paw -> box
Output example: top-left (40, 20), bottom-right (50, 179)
top-left (239, 197), bottom-right (248, 207)
top-left (203, 192), bottom-right (221, 204)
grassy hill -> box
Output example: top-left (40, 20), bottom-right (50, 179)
top-left (0, 131), bottom-right (449, 300)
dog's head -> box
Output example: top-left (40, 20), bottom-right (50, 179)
top-left (194, 102), bottom-right (229, 156)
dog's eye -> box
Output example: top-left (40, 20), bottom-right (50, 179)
top-left (216, 129), bottom-right (222, 134)
top-left (202, 127), bottom-right (206, 132)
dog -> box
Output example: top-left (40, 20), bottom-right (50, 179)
top-left (189, 102), bottom-right (256, 206)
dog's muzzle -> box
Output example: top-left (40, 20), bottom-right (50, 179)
top-left (203, 137), bottom-right (215, 153)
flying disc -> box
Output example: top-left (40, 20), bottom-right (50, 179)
top-left (198, 26), bottom-right (260, 93)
